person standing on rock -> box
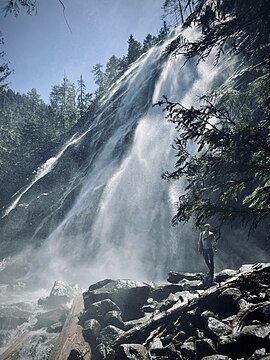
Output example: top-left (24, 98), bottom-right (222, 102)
top-left (198, 224), bottom-right (217, 279)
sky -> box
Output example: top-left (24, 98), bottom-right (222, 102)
top-left (0, 0), bottom-right (164, 102)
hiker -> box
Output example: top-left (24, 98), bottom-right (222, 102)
top-left (198, 224), bottom-right (217, 279)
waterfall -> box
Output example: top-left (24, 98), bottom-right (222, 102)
top-left (1, 27), bottom-right (238, 287)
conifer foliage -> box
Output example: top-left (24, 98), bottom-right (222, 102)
top-left (158, 0), bottom-right (270, 231)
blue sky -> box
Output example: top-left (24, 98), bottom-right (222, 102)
top-left (1, 0), bottom-right (164, 102)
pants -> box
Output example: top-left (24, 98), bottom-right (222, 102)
top-left (202, 248), bottom-right (214, 277)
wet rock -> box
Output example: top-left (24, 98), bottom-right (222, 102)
top-left (104, 310), bottom-right (125, 330)
top-left (218, 330), bottom-right (269, 359)
top-left (82, 319), bottom-right (101, 347)
top-left (79, 299), bottom-right (120, 325)
top-left (117, 343), bottom-right (148, 359)
top-left (83, 279), bottom-right (150, 321)
top-left (34, 307), bottom-right (68, 329)
top-left (159, 299), bottom-right (178, 312)
top-left (150, 345), bottom-right (180, 359)
top-left (242, 323), bottom-right (270, 339)
top-left (214, 269), bottom-right (238, 283)
top-left (97, 325), bottom-right (124, 345)
top-left (0, 257), bottom-right (29, 285)
top-left (248, 348), bottom-right (267, 360)
top-left (202, 355), bottom-right (232, 360)
top-left (196, 338), bottom-right (217, 358)
top-left (205, 317), bottom-right (232, 341)
top-left (167, 271), bottom-right (202, 284)
top-left (201, 310), bottom-right (215, 319)
top-left (0, 305), bottom-right (31, 329)
top-left (178, 278), bottom-right (204, 291)
top-left (38, 280), bottom-right (81, 308)
top-left (47, 321), bottom-right (64, 333)
top-left (216, 287), bottom-right (242, 316)
top-left (88, 279), bottom-right (114, 292)
top-left (181, 337), bottom-right (197, 359)
top-left (150, 283), bottom-right (184, 301)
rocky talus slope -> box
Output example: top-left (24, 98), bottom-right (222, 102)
top-left (78, 263), bottom-right (270, 360)
top-left (0, 263), bottom-right (269, 359)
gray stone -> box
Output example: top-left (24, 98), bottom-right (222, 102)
top-left (47, 321), bottom-right (63, 333)
top-left (117, 343), bottom-right (149, 359)
top-left (83, 279), bottom-right (150, 321)
top-left (38, 280), bottom-right (81, 308)
top-left (167, 271), bottom-right (202, 284)
top-left (97, 325), bottom-right (124, 345)
top-left (80, 299), bottom-right (120, 325)
top-left (205, 317), bottom-right (232, 340)
top-left (34, 307), bottom-right (68, 329)
top-left (248, 348), bottom-right (267, 360)
top-left (201, 311), bottom-right (215, 319)
top-left (196, 338), bottom-right (217, 358)
top-left (150, 283), bottom-right (184, 301)
top-left (104, 310), bottom-right (125, 330)
top-left (181, 337), bottom-right (196, 359)
top-left (179, 279), bottom-right (204, 291)
top-left (202, 355), bottom-right (232, 360)
top-left (0, 305), bottom-right (31, 329)
top-left (216, 288), bottom-right (242, 316)
top-left (214, 269), bottom-right (238, 283)
top-left (242, 323), bottom-right (270, 339)
top-left (82, 319), bottom-right (101, 347)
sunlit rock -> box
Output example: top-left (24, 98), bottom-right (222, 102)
top-left (38, 280), bottom-right (81, 308)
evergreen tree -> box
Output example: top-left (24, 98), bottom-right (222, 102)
top-left (142, 34), bottom-right (158, 52)
top-left (92, 64), bottom-right (106, 95)
top-left (127, 35), bottom-right (142, 65)
top-left (162, 0), bottom-right (195, 26)
top-left (50, 75), bottom-right (78, 131)
top-left (77, 75), bottom-right (93, 118)
top-left (2, 0), bottom-right (37, 16)
top-left (158, 21), bottom-right (170, 41)
top-left (158, 0), bottom-right (270, 231)
top-left (0, 34), bottom-right (12, 89)
top-left (105, 55), bottom-right (122, 85)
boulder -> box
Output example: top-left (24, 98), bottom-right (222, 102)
top-left (150, 284), bottom-right (184, 301)
top-left (167, 271), bottom-right (202, 284)
top-left (202, 356), bottom-right (232, 360)
top-left (47, 321), bottom-right (64, 333)
top-left (88, 279), bottom-right (114, 292)
top-left (104, 310), bottom-right (125, 330)
top-left (97, 325), bottom-right (124, 345)
top-left (34, 307), bottom-right (68, 329)
top-left (216, 288), bottom-right (242, 316)
top-left (149, 345), bottom-right (181, 359)
top-left (83, 279), bottom-right (150, 321)
top-left (178, 278), bottom-right (205, 291)
top-left (180, 337), bottom-right (197, 359)
top-left (195, 338), bottom-right (217, 358)
top-left (79, 299), bottom-right (120, 325)
top-left (242, 323), bottom-right (270, 339)
top-left (82, 319), bottom-right (101, 347)
top-left (205, 317), bottom-right (232, 341)
top-left (0, 305), bottom-right (31, 330)
top-left (117, 343), bottom-right (149, 359)
top-left (38, 280), bottom-right (81, 308)
top-left (218, 331), bottom-right (269, 359)
top-left (214, 269), bottom-right (239, 283)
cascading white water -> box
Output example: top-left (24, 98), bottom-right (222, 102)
top-left (23, 26), bottom-right (237, 287)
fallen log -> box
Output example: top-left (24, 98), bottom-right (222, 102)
top-left (51, 294), bottom-right (91, 360)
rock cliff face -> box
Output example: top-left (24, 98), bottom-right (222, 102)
top-left (0, 263), bottom-right (269, 359)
